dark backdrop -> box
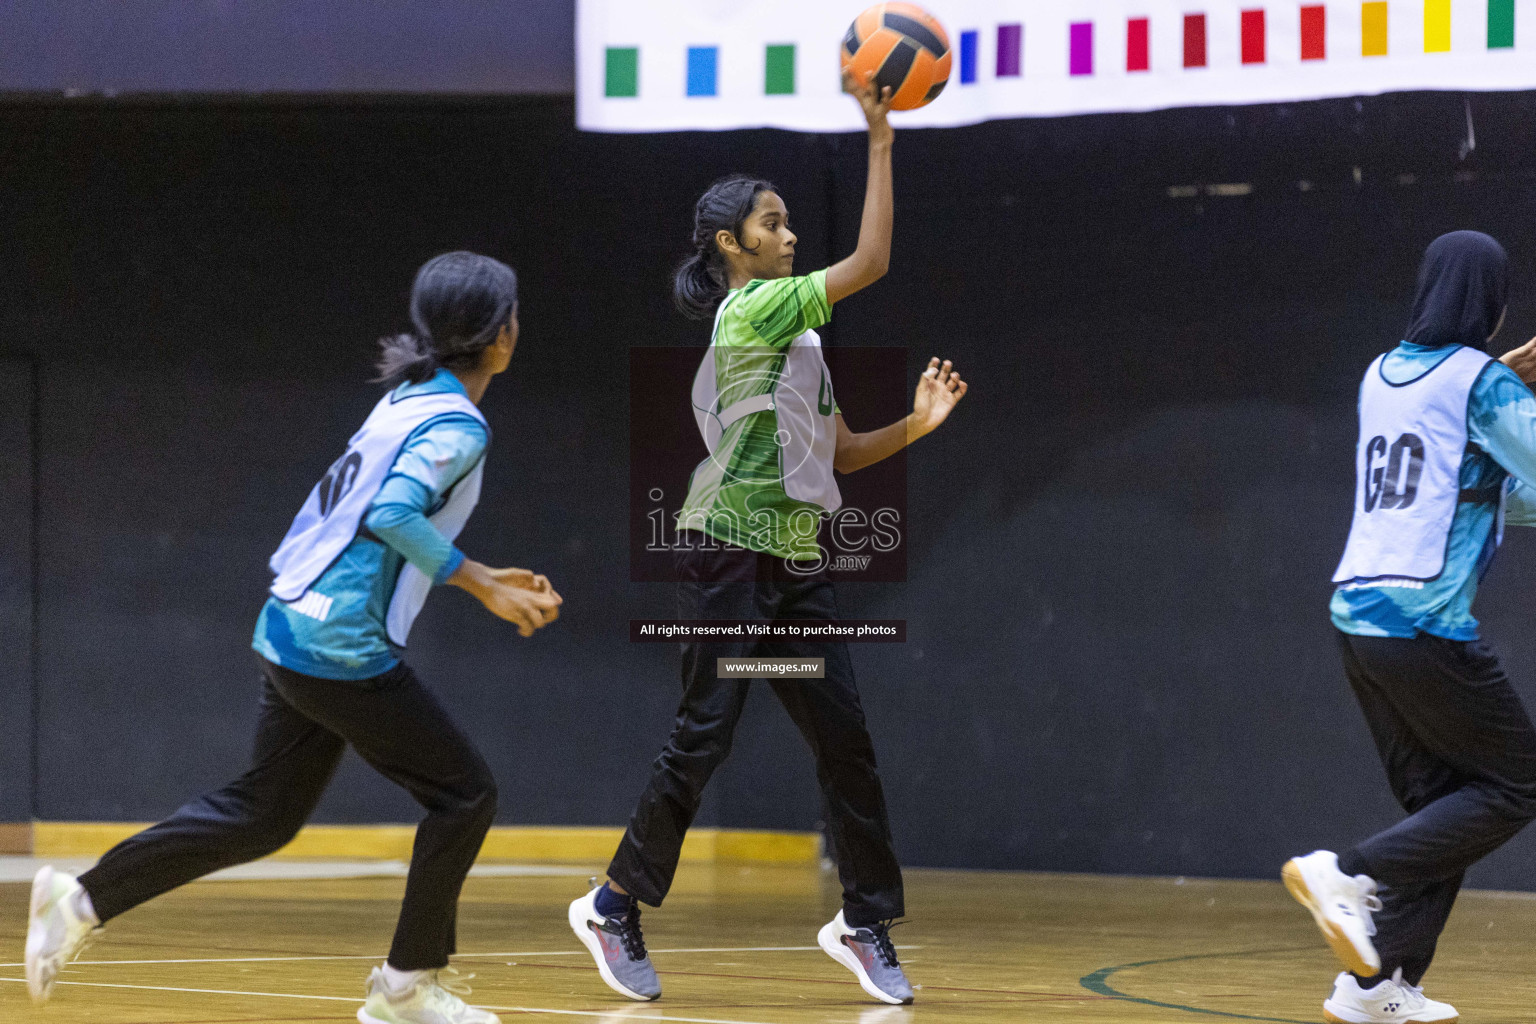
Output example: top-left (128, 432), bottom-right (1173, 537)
top-left (0, 1), bottom-right (575, 94)
top-left (6, 91), bottom-right (1536, 888)
top-left (0, 359), bottom-right (33, 824)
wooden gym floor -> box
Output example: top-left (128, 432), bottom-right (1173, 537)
top-left (2, 861), bottom-right (1533, 1023)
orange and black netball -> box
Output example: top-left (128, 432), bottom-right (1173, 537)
top-left (840, 3), bottom-right (952, 111)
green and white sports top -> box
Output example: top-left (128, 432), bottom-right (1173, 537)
top-left (679, 269), bottom-right (842, 562)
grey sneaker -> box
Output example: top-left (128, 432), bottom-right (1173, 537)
top-left (568, 885), bottom-right (661, 1001)
top-left (818, 911), bottom-right (914, 1005)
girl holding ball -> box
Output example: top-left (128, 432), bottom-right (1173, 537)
top-left (569, 69), bottom-right (968, 1007)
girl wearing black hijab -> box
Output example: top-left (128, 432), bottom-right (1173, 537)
top-left (1283, 231), bottom-right (1536, 1024)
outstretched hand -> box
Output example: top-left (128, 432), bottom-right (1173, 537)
top-left (910, 357), bottom-right (967, 441)
top-left (485, 566), bottom-right (554, 594)
top-left (1500, 336), bottom-right (1536, 384)
top-left (449, 559), bottom-right (563, 638)
top-left (841, 66), bottom-right (894, 145)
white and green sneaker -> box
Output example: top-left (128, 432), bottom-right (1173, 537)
top-left (357, 966), bottom-right (501, 1024)
top-left (25, 866), bottom-right (99, 1004)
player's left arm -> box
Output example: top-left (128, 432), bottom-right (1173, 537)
top-left (365, 417), bottom-right (489, 582)
top-left (833, 357), bottom-right (967, 474)
top-left (824, 70), bottom-right (894, 306)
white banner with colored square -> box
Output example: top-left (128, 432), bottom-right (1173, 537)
top-left (577, 0), bottom-right (1535, 131)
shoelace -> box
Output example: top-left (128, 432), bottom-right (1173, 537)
top-left (70, 931), bottom-right (99, 965)
top-left (1352, 875), bottom-right (1384, 937)
top-left (436, 967), bottom-right (476, 997)
top-left (1390, 968), bottom-right (1428, 1010)
top-left (385, 967), bottom-right (476, 1009)
top-left (861, 919), bottom-right (905, 969)
top-left (616, 903), bottom-right (649, 962)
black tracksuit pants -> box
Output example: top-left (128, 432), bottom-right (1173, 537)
top-left (1335, 630), bottom-right (1536, 985)
top-left (79, 656), bottom-right (497, 971)
top-left (608, 542), bottom-right (905, 928)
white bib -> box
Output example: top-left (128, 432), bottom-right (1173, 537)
top-left (1333, 345), bottom-right (1494, 585)
top-left (269, 386), bottom-right (487, 646)
top-left (690, 294), bottom-right (842, 512)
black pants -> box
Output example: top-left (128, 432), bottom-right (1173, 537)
top-left (1336, 631), bottom-right (1536, 985)
top-left (608, 542), bottom-right (905, 928)
top-left (79, 657), bottom-right (497, 970)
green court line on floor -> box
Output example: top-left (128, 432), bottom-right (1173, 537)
top-left (1080, 945), bottom-right (1319, 1023)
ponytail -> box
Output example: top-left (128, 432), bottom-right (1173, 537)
top-left (673, 251), bottom-right (728, 320)
top-left (672, 175), bottom-right (776, 319)
top-left (374, 252), bottom-right (518, 387)
top-left (374, 332), bottom-right (440, 387)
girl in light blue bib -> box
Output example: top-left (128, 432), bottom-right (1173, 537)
top-left (27, 252), bottom-right (561, 1024)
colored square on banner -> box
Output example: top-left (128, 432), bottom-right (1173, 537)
top-left (765, 44), bottom-right (795, 94)
top-left (1489, 0), bottom-right (1515, 47)
top-left (1424, 0), bottom-right (1450, 51)
top-left (1241, 9), bottom-right (1266, 63)
top-left (1301, 5), bottom-right (1327, 58)
top-left (605, 46), bottom-right (639, 97)
top-left (1070, 22), bottom-right (1094, 75)
top-left (1127, 17), bottom-right (1150, 70)
top-left (997, 24), bottom-right (1022, 76)
top-left (686, 46), bottom-right (717, 96)
top-left (1362, 2), bottom-right (1388, 55)
top-left (1184, 13), bottom-right (1209, 67)
top-left (960, 29), bottom-right (978, 83)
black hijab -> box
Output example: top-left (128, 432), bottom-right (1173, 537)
top-left (1404, 230), bottom-right (1509, 350)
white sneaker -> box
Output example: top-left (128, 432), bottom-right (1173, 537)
top-left (356, 966), bottom-right (501, 1024)
top-left (1283, 851), bottom-right (1383, 976)
top-left (1323, 969), bottom-right (1458, 1023)
top-left (25, 866), bottom-right (98, 1004)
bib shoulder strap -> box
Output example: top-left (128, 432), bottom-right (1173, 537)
top-left (715, 393), bottom-right (775, 435)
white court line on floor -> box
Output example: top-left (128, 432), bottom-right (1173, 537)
top-left (0, 976), bottom-right (782, 1024)
top-left (0, 944), bottom-right (918, 968)
top-left (0, 856), bottom-right (593, 884)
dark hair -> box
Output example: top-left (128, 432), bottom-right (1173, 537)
top-left (375, 251), bottom-right (518, 386)
top-left (673, 174), bottom-right (777, 319)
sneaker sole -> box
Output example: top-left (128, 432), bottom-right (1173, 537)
top-left (1282, 859), bottom-right (1378, 976)
top-left (1323, 1000), bottom-right (1459, 1024)
top-left (816, 919), bottom-right (912, 1005)
top-left (357, 998), bottom-right (502, 1024)
top-left (567, 895), bottom-right (659, 1002)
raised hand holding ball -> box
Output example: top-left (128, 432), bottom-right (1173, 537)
top-left (841, 3), bottom-right (952, 111)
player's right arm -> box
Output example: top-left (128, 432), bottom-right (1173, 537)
top-left (825, 68), bottom-right (894, 306)
top-left (1468, 360), bottom-right (1536, 525)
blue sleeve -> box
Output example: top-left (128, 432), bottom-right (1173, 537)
top-left (1468, 362), bottom-right (1536, 493)
top-left (363, 416), bottom-right (487, 584)
top-left (1507, 482), bottom-right (1536, 528)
